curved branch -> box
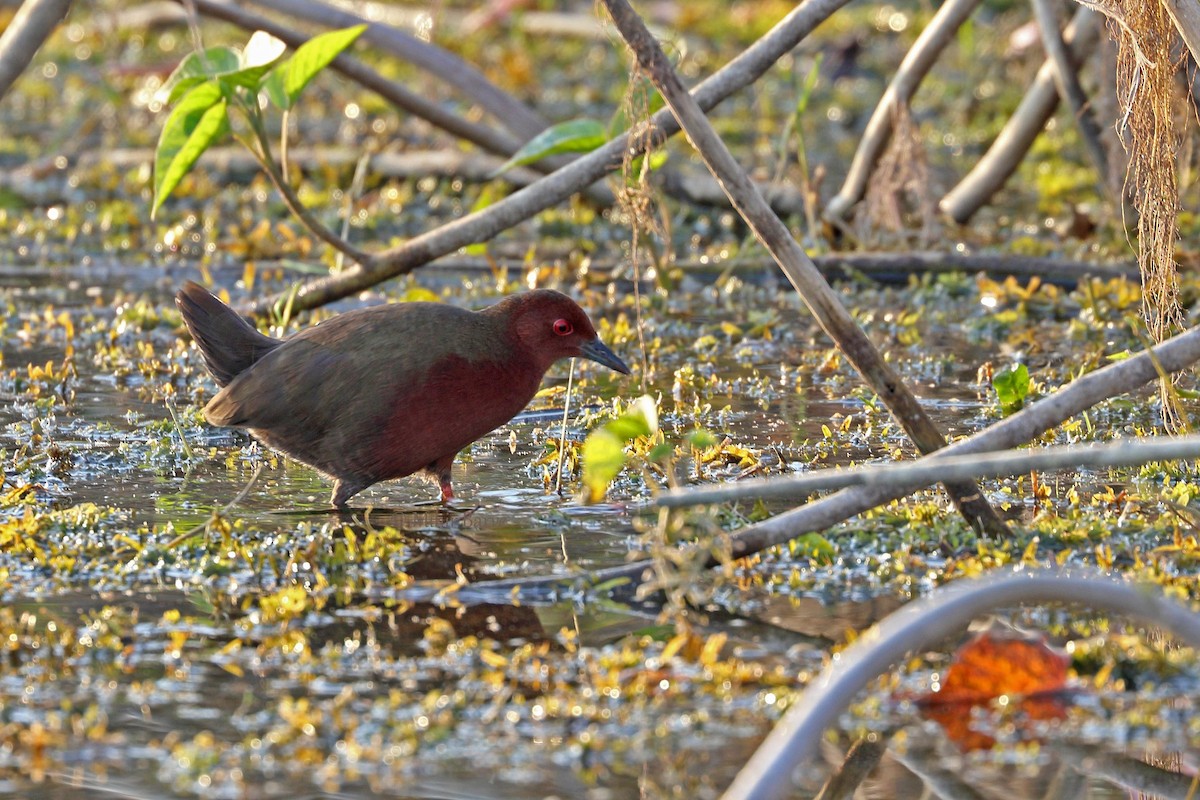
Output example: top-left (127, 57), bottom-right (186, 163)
top-left (824, 0), bottom-right (983, 221)
top-left (246, 0), bottom-right (550, 141)
top-left (243, 131), bottom-right (371, 264)
top-left (720, 570), bottom-right (1200, 800)
top-left (190, 0), bottom-right (523, 159)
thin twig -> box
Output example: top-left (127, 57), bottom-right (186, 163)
top-left (554, 359), bottom-right (575, 496)
top-left (242, 127), bottom-right (371, 264)
top-left (162, 463), bottom-right (266, 550)
top-left (335, 150), bottom-right (371, 273)
top-left (597, 0), bottom-right (1007, 535)
top-left (165, 399), bottom-right (195, 461)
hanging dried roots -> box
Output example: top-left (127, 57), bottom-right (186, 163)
top-left (861, 101), bottom-right (939, 247)
top-left (1089, 0), bottom-right (1184, 341)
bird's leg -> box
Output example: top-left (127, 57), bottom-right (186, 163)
top-left (431, 454), bottom-right (457, 504)
top-left (331, 478), bottom-right (368, 508)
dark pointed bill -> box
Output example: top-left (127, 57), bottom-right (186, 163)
top-left (579, 338), bottom-right (631, 374)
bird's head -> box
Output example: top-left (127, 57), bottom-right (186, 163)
top-left (498, 290), bottom-right (631, 374)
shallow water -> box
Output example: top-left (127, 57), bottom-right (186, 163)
top-left (0, 260), bottom-right (1196, 800)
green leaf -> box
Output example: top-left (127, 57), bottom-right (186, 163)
top-left (992, 363), bottom-right (1030, 413)
top-left (686, 429), bottom-right (718, 449)
top-left (647, 442), bottom-right (675, 462)
top-left (581, 429), bottom-right (626, 504)
top-left (280, 24), bottom-right (367, 107)
top-left (161, 47), bottom-right (240, 104)
top-left (607, 414), bottom-right (653, 441)
top-left (161, 36), bottom-right (285, 103)
top-left (152, 82), bottom-right (229, 219)
top-left (261, 68), bottom-right (288, 110)
top-left (790, 533), bottom-right (835, 564)
top-left (580, 395), bottom-right (659, 503)
top-left (494, 119), bottom-right (607, 175)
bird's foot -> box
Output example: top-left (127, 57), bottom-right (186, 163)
top-left (439, 479), bottom-right (455, 504)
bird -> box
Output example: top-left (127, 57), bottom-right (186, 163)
top-left (175, 282), bottom-right (630, 508)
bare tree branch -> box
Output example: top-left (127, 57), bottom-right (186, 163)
top-left (656, 435), bottom-right (1200, 508)
top-left (0, 0), bottom-right (72, 101)
top-left (825, 0), bottom-right (983, 221)
top-left (596, 0), bottom-right (1008, 535)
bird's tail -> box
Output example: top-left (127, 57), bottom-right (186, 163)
top-left (175, 281), bottom-right (281, 387)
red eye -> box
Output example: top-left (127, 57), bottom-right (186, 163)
top-left (553, 318), bottom-right (573, 336)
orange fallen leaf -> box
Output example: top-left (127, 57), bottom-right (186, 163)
top-left (912, 623), bottom-right (1072, 751)
top-left (920, 624), bottom-right (1070, 705)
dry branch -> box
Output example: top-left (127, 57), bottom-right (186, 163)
top-left (245, 0), bottom-right (856, 316)
top-left (596, 0), bottom-right (1008, 536)
top-left (940, 7), bottom-right (1102, 223)
top-left (719, 570), bottom-right (1200, 800)
top-left (655, 435), bottom-right (1200, 508)
top-left (0, 0), bottom-right (71, 100)
top-left (825, 0), bottom-right (983, 221)
top-left (1031, 0), bottom-right (1114, 201)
